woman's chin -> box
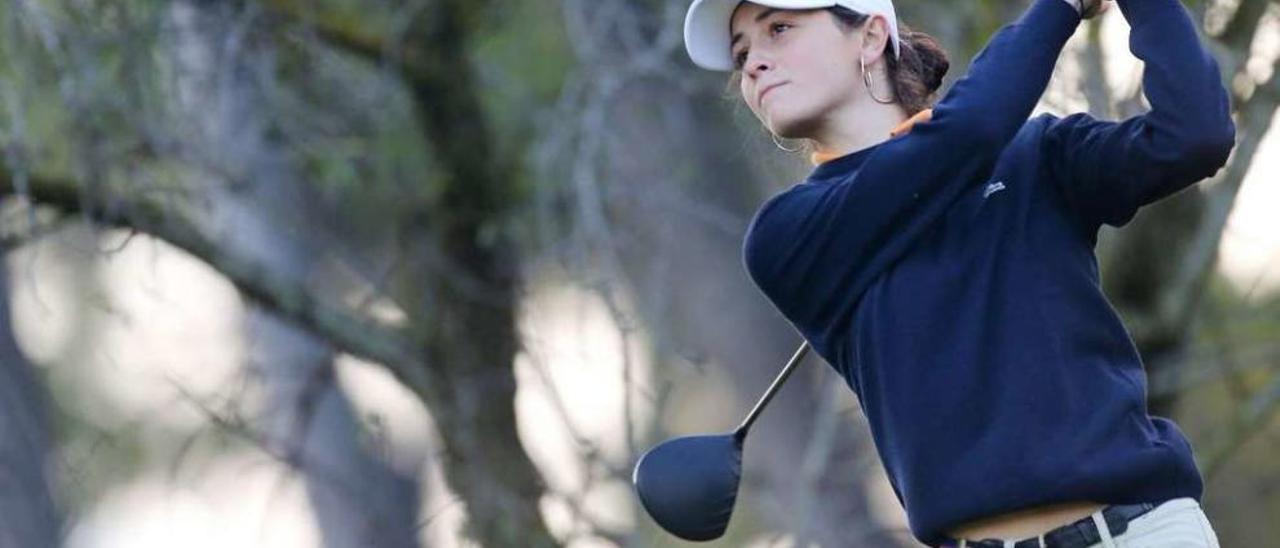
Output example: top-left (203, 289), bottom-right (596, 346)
top-left (767, 115), bottom-right (815, 141)
top-left (763, 103), bottom-right (821, 140)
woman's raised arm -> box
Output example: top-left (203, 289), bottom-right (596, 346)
top-left (1040, 0), bottom-right (1235, 232)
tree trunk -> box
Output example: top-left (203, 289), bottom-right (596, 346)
top-left (390, 0), bottom-right (560, 544)
top-left (0, 264), bottom-right (61, 547)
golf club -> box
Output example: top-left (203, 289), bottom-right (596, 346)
top-left (632, 340), bottom-right (812, 541)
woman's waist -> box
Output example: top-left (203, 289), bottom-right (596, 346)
top-left (945, 500), bottom-right (1107, 541)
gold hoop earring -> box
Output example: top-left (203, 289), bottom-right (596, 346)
top-left (771, 132), bottom-right (803, 153)
top-left (861, 56), bottom-right (895, 104)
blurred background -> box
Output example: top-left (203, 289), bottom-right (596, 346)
top-left (0, 0), bottom-right (1276, 546)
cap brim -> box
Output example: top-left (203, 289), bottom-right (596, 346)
top-left (684, 0), bottom-right (835, 71)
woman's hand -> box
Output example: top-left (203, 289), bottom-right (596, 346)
top-left (1064, 0), bottom-right (1112, 19)
top-left (1080, 0), bottom-right (1113, 19)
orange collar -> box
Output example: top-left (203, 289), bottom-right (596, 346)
top-left (809, 108), bottom-right (934, 166)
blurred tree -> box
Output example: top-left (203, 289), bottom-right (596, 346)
top-left (1088, 0), bottom-right (1280, 425)
top-left (165, 2), bottom-right (421, 546)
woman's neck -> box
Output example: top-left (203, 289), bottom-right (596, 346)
top-left (811, 100), bottom-right (908, 160)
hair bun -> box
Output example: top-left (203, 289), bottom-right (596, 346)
top-left (884, 22), bottom-right (951, 115)
top-left (904, 30), bottom-right (949, 94)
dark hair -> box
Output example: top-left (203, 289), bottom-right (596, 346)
top-left (724, 7), bottom-right (950, 118)
top-left (828, 6), bottom-right (949, 115)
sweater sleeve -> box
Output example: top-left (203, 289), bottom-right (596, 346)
top-left (744, 0), bottom-right (1080, 335)
top-left (1040, 0), bottom-right (1236, 231)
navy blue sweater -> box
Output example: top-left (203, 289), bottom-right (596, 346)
top-left (741, 0), bottom-right (1235, 545)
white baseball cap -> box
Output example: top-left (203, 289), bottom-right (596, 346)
top-left (684, 0), bottom-right (902, 71)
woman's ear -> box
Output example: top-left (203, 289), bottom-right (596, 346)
top-left (860, 15), bottom-right (890, 65)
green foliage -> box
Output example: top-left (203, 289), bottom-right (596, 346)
top-left (470, 0), bottom-right (573, 196)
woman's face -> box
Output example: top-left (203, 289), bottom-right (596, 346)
top-left (729, 2), bottom-right (877, 139)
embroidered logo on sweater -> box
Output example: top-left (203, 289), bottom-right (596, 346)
top-left (983, 180), bottom-right (1007, 199)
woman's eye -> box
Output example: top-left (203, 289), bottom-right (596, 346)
top-left (733, 23), bottom-right (790, 69)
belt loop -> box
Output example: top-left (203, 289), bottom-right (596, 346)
top-left (960, 540), bottom-right (967, 548)
top-left (1091, 509), bottom-right (1117, 548)
top-left (1037, 533), bottom-right (1045, 548)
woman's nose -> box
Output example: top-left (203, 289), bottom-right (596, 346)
top-left (747, 59), bottom-right (768, 79)
top-left (746, 55), bottom-right (773, 79)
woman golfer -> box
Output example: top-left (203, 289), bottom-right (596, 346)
top-left (682, 0), bottom-right (1235, 546)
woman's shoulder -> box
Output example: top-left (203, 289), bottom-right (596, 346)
top-left (742, 184), bottom-right (813, 276)
top-left (745, 184), bottom-right (806, 240)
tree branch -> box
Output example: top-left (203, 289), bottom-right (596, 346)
top-left (259, 0), bottom-right (436, 90)
top-left (1215, 0), bottom-right (1271, 53)
top-left (0, 170), bottom-right (436, 398)
top-left (1201, 369), bottom-right (1280, 479)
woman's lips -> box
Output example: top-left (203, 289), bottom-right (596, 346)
top-left (759, 82), bottom-right (787, 105)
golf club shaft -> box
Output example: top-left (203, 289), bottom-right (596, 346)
top-left (733, 340), bottom-right (811, 440)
